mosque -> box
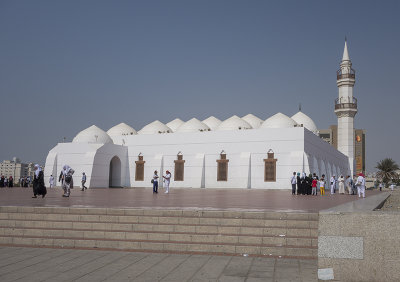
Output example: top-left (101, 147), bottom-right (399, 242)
top-left (44, 41), bottom-right (358, 189)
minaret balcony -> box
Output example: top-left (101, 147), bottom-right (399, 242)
top-left (335, 97), bottom-right (357, 110)
top-left (336, 68), bottom-right (355, 80)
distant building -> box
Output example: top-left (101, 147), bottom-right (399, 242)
top-left (319, 125), bottom-right (366, 174)
top-left (0, 158), bottom-right (35, 182)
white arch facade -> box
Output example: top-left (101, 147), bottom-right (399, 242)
top-left (45, 127), bottom-right (349, 189)
top-left (44, 143), bottom-right (128, 188)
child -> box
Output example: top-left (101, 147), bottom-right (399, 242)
top-left (319, 174), bottom-right (326, 195)
top-left (312, 177), bottom-right (318, 195)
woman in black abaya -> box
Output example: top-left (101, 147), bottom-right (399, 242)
top-left (32, 164), bottom-right (47, 198)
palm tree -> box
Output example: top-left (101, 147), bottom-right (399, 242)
top-left (376, 158), bottom-right (399, 186)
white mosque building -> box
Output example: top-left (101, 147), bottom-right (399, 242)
top-left (44, 41), bottom-right (357, 189)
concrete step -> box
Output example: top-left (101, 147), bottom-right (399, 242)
top-left (0, 219), bottom-right (318, 237)
top-left (0, 206), bottom-right (319, 258)
top-left (0, 206), bottom-right (318, 221)
top-left (0, 212), bottom-right (318, 228)
top-left (0, 227), bottom-right (318, 246)
top-left (0, 235), bottom-right (317, 258)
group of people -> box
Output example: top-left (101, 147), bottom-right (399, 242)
top-left (152, 170), bottom-right (171, 194)
top-left (0, 175), bottom-right (14, 187)
top-left (20, 177), bottom-right (31, 187)
top-left (1, 176), bottom-right (33, 187)
top-left (291, 172), bottom-right (366, 198)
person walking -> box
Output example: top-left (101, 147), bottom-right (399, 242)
top-left (4, 177), bottom-right (8, 188)
top-left (32, 164), bottom-right (47, 198)
top-left (345, 175), bottom-right (352, 194)
top-left (356, 173), bottom-right (366, 198)
top-left (379, 182), bottom-right (383, 191)
top-left (330, 175), bottom-right (336, 194)
top-left (306, 174), bottom-right (313, 195)
top-left (163, 170), bottom-right (171, 194)
top-left (319, 174), bottom-right (326, 195)
top-left (81, 172), bottom-right (87, 191)
top-left (152, 170), bottom-right (159, 193)
top-left (296, 173), bottom-right (301, 195)
top-left (290, 172), bottom-right (297, 195)
top-left (0, 175), bottom-right (4, 187)
top-left (62, 165), bottom-right (74, 197)
top-left (58, 170), bottom-right (64, 186)
top-left (8, 176), bottom-right (13, 187)
top-left (49, 175), bottom-right (54, 189)
top-left (311, 176), bottom-right (318, 196)
top-left (352, 175), bottom-right (357, 195)
top-left (338, 175), bottom-right (345, 194)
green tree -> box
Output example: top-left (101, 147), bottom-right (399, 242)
top-left (376, 158), bottom-right (399, 187)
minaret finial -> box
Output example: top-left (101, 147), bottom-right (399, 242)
top-left (342, 39), bottom-right (350, 61)
top-left (299, 103), bottom-right (301, 112)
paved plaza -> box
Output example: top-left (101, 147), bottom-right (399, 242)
top-left (0, 187), bottom-right (379, 212)
top-left (0, 187), bottom-right (381, 281)
top-left (0, 246), bottom-right (317, 282)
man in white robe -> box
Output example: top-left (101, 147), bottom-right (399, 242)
top-left (163, 170), bottom-right (171, 194)
top-left (356, 173), bottom-right (366, 198)
top-left (330, 175), bottom-right (336, 194)
top-left (49, 175), bottom-right (54, 189)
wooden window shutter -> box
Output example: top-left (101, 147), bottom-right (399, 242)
top-left (174, 153), bottom-right (185, 181)
top-left (217, 152), bottom-right (229, 181)
top-left (135, 155), bottom-right (145, 181)
top-left (264, 151), bottom-right (277, 182)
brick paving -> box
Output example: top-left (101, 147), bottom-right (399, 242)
top-left (0, 187), bottom-right (380, 212)
top-left (0, 187), bottom-right (380, 281)
top-left (0, 246), bottom-right (317, 281)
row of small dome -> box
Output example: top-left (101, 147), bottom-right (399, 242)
top-left (72, 112), bottom-right (317, 144)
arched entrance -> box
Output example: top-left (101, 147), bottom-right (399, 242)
top-left (109, 156), bottom-right (122, 188)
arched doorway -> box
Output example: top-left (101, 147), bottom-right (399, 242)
top-left (109, 156), bottom-right (122, 188)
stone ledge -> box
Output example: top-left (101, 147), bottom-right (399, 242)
top-left (319, 192), bottom-right (390, 214)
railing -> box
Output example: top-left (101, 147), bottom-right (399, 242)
top-left (335, 97), bottom-right (357, 110)
top-left (337, 68), bottom-right (355, 80)
top-left (337, 73), bottom-right (355, 80)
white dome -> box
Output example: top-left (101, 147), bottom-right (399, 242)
top-left (166, 118), bottom-right (185, 132)
top-left (291, 111), bottom-right (318, 134)
top-left (176, 118), bottom-right (210, 133)
top-left (261, 113), bottom-right (298, 129)
top-left (202, 116), bottom-right (221, 130)
top-left (107, 123), bottom-right (137, 136)
top-left (73, 125), bottom-right (113, 144)
top-left (137, 120), bottom-right (172, 135)
top-left (217, 115), bottom-right (253, 131)
top-left (242, 114), bottom-right (263, 129)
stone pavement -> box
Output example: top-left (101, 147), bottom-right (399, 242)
top-left (0, 246), bottom-right (317, 282)
top-left (0, 187), bottom-right (380, 212)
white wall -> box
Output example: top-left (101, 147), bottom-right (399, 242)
top-left (44, 143), bottom-right (128, 188)
top-left (44, 127), bottom-right (350, 189)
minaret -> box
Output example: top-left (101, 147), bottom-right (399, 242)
top-left (335, 40), bottom-right (357, 175)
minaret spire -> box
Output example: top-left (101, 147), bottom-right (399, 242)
top-left (342, 39), bottom-right (350, 62)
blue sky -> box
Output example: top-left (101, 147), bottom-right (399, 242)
top-left (0, 0), bottom-right (399, 172)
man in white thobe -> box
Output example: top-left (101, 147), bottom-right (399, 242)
top-left (49, 175), bottom-right (54, 188)
top-left (330, 175), bottom-right (336, 194)
top-left (356, 173), bottom-right (366, 198)
top-left (163, 170), bottom-right (171, 194)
